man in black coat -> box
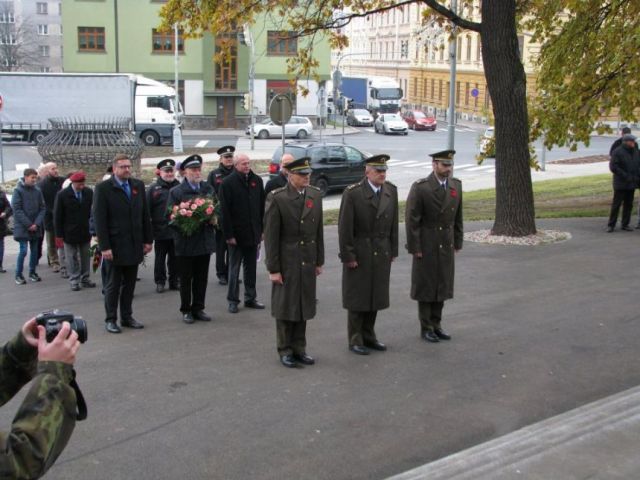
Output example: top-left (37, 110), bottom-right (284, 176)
top-left (167, 155), bottom-right (216, 324)
top-left (264, 153), bottom-right (294, 194)
top-left (53, 171), bottom-right (96, 291)
top-left (219, 152), bottom-right (266, 314)
top-left (607, 134), bottom-right (640, 232)
top-left (37, 162), bottom-right (65, 273)
top-left (207, 146), bottom-right (235, 285)
top-left (93, 154), bottom-right (153, 334)
top-left (147, 159), bottom-right (180, 293)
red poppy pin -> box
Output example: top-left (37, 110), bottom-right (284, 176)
top-left (450, 189), bottom-right (458, 198)
top-left (306, 199), bottom-right (314, 209)
top-left (250, 181), bottom-right (257, 188)
top-left (216, 178), bottom-right (222, 184)
top-left (132, 188), bottom-right (138, 196)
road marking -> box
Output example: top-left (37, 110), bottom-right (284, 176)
top-left (195, 140), bottom-right (209, 148)
top-left (365, 129), bottom-right (375, 133)
top-left (388, 160), bottom-right (423, 166)
top-left (464, 165), bottom-right (494, 172)
top-left (15, 163), bottom-right (29, 171)
top-left (452, 164), bottom-right (476, 170)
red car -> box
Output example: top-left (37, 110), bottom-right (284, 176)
top-left (402, 110), bottom-right (437, 131)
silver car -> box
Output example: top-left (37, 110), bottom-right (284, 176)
top-left (374, 113), bottom-right (409, 135)
top-left (245, 116), bottom-right (313, 139)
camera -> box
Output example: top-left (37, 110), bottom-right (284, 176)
top-left (35, 310), bottom-right (88, 343)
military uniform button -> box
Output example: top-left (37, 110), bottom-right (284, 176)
top-left (439, 245), bottom-right (443, 248)
top-left (300, 241), bottom-right (305, 245)
top-left (301, 261), bottom-right (305, 265)
top-left (374, 252), bottom-right (378, 256)
top-left (439, 227), bottom-right (442, 230)
top-left (300, 220), bottom-right (304, 224)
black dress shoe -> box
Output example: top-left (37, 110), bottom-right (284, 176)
top-left (294, 352), bottom-right (315, 365)
top-left (365, 340), bottom-right (387, 351)
top-left (228, 303), bottom-right (239, 314)
top-left (105, 321), bottom-right (122, 334)
top-left (244, 300), bottom-right (265, 309)
top-left (182, 313), bottom-right (195, 324)
top-left (121, 318), bottom-right (144, 329)
top-left (81, 280), bottom-right (96, 288)
top-left (349, 345), bottom-right (370, 355)
top-left (280, 354), bottom-right (300, 368)
top-left (156, 283), bottom-right (165, 293)
top-left (434, 328), bottom-right (452, 340)
top-left (71, 284), bottom-right (81, 291)
top-left (193, 310), bottom-right (212, 322)
top-left (622, 225), bottom-right (634, 231)
top-left (607, 226), bottom-right (615, 232)
top-left (422, 331), bottom-right (440, 343)
top-left (218, 277), bottom-right (228, 285)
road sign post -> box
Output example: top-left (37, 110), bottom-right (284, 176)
top-left (269, 94), bottom-right (292, 160)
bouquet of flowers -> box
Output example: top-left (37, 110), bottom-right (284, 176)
top-left (169, 196), bottom-right (217, 236)
top-left (89, 241), bottom-right (102, 273)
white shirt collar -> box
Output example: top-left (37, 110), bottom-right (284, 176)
top-left (367, 179), bottom-right (380, 194)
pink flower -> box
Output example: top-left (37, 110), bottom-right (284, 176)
top-left (195, 198), bottom-right (205, 206)
top-left (179, 202), bottom-right (189, 209)
top-left (190, 203), bottom-right (198, 210)
top-left (179, 209), bottom-right (187, 215)
top-left (205, 207), bottom-right (214, 215)
top-left (185, 210), bottom-right (193, 217)
top-left (172, 205), bottom-right (179, 212)
top-left (170, 214), bottom-right (175, 220)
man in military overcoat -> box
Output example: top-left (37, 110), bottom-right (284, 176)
top-left (405, 150), bottom-right (463, 343)
top-left (264, 157), bottom-right (324, 368)
top-left (338, 154), bottom-right (398, 355)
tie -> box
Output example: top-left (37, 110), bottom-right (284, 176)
top-left (442, 182), bottom-right (446, 190)
top-left (76, 191), bottom-right (82, 202)
top-left (375, 189), bottom-right (380, 198)
top-left (122, 181), bottom-right (131, 200)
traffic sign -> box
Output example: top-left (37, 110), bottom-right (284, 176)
top-left (471, 88), bottom-right (479, 98)
top-left (269, 94), bottom-right (292, 126)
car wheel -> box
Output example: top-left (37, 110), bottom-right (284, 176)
top-left (314, 177), bottom-right (329, 197)
top-left (297, 129), bottom-right (308, 139)
top-left (141, 130), bottom-right (160, 146)
top-left (404, 131), bottom-right (408, 136)
top-left (257, 130), bottom-right (269, 139)
top-left (31, 131), bottom-right (48, 144)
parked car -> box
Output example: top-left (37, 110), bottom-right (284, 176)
top-left (245, 116), bottom-right (313, 139)
top-left (270, 142), bottom-right (370, 196)
top-left (374, 113), bottom-right (409, 135)
top-left (480, 127), bottom-right (495, 157)
top-left (402, 110), bottom-right (437, 131)
top-left (346, 109), bottom-right (374, 127)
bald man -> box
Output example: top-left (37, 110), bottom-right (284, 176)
top-left (265, 153), bottom-right (294, 194)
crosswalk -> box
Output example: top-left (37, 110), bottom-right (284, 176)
top-left (386, 158), bottom-right (495, 175)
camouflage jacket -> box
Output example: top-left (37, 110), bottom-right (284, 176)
top-left (0, 332), bottom-right (77, 479)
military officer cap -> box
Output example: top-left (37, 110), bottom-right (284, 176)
top-left (287, 157), bottom-right (312, 175)
top-left (430, 149), bottom-right (456, 165)
top-left (365, 154), bottom-right (390, 171)
top-left (156, 158), bottom-right (176, 170)
top-left (217, 145), bottom-right (235, 157)
top-left (180, 154), bottom-right (203, 170)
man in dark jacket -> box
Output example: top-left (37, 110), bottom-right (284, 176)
top-left (167, 155), bottom-right (216, 324)
top-left (264, 153), bottom-right (294, 194)
top-left (147, 159), bottom-right (180, 293)
top-left (607, 134), bottom-right (640, 232)
top-left (338, 155), bottom-right (398, 355)
top-left (93, 154), bottom-right (153, 334)
top-left (207, 145), bottom-right (235, 285)
top-left (54, 171), bottom-right (95, 291)
top-left (219, 152), bottom-right (266, 314)
top-left (11, 169), bottom-right (46, 285)
top-left (405, 150), bottom-right (463, 343)
top-left (0, 188), bottom-right (12, 273)
top-left (37, 162), bottom-right (65, 273)
top-left (609, 127), bottom-right (636, 155)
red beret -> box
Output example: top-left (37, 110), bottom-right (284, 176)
top-left (70, 171), bottom-right (86, 182)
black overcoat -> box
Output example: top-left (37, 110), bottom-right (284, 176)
top-left (53, 186), bottom-right (93, 244)
top-left (146, 177), bottom-right (180, 241)
top-left (0, 190), bottom-right (12, 238)
top-left (37, 175), bottom-right (65, 231)
top-left (167, 180), bottom-right (216, 257)
top-left (610, 145), bottom-right (640, 191)
top-left (219, 169), bottom-right (265, 247)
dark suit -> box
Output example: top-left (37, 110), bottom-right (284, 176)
top-left (219, 169), bottom-right (265, 305)
top-left (93, 176), bottom-right (152, 325)
top-left (207, 164), bottom-right (233, 281)
top-left (147, 177), bottom-right (180, 287)
top-left (264, 173), bottom-right (287, 194)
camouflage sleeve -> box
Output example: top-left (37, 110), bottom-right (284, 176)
top-left (0, 333), bottom-right (37, 407)
top-left (0, 361), bottom-right (77, 480)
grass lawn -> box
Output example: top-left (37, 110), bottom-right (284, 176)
top-left (324, 174), bottom-right (614, 225)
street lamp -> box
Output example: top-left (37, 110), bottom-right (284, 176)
top-left (446, 0), bottom-right (458, 151)
top-left (172, 23), bottom-right (184, 154)
top-left (243, 24), bottom-right (256, 151)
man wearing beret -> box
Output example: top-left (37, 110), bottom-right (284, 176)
top-left (339, 154), bottom-right (398, 355)
top-left (94, 154), bottom-right (153, 333)
top-left (53, 171), bottom-right (95, 292)
top-left (147, 159), bottom-right (180, 293)
top-left (405, 150), bottom-right (463, 343)
top-left (264, 157), bottom-right (324, 368)
top-left (167, 154), bottom-right (216, 324)
top-left (207, 145), bottom-right (235, 285)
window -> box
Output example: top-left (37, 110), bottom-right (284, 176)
top-left (424, 78), bottom-right (428, 99)
top-left (147, 96), bottom-right (171, 110)
top-left (413, 78), bottom-right (417, 97)
top-left (58, 3), bottom-right (62, 15)
top-left (465, 82), bottom-right (469, 106)
top-left (267, 31), bottom-right (297, 56)
top-left (40, 45), bottom-right (50, 56)
top-left (438, 79), bottom-right (443, 102)
top-left (345, 146), bottom-right (364, 163)
top-left (40, 66), bottom-right (50, 72)
top-left (78, 27), bottom-right (105, 51)
top-left (215, 33), bottom-right (237, 90)
top-left (152, 28), bottom-right (184, 53)
top-left (466, 36), bottom-right (472, 61)
top-left (0, 34), bottom-right (16, 45)
top-left (0, 11), bottom-right (15, 23)
top-left (37, 2), bottom-right (48, 14)
top-left (37, 24), bottom-right (49, 35)
top-left (431, 78), bottom-right (435, 99)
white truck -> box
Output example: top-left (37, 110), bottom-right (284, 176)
top-left (0, 73), bottom-right (182, 146)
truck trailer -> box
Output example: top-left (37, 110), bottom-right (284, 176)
top-left (0, 73), bottom-right (182, 146)
top-left (338, 75), bottom-right (403, 116)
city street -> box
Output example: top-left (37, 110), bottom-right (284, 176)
top-left (0, 218), bottom-right (639, 480)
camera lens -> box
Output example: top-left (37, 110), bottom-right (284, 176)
top-left (73, 318), bottom-right (88, 344)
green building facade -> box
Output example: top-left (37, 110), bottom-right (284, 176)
top-left (62, 0), bottom-right (330, 128)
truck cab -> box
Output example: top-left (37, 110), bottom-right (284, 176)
top-left (134, 77), bottom-right (183, 146)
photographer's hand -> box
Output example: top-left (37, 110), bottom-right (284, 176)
top-left (37, 323), bottom-right (80, 365)
top-left (21, 317), bottom-right (39, 348)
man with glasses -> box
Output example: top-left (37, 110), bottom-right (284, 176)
top-left (94, 154), bottom-right (153, 334)
top-left (147, 159), bottom-right (180, 293)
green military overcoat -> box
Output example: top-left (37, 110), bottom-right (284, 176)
top-left (338, 178), bottom-right (399, 311)
top-left (264, 183), bottom-right (325, 322)
top-left (405, 173), bottom-right (463, 302)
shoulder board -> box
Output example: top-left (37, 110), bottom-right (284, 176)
top-left (345, 182), bottom-right (361, 191)
top-left (307, 185), bottom-right (321, 192)
top-left (385, 180), bottom-right (397, 188)
top-left (271, 186), bottom-right (287, 195)
top-left (451, 177), bottom-right (462, 185)
top-left (414, 178), bottom-right (429, 184)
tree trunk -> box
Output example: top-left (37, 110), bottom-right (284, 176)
top-left (481, 1), bottom-right (536, 236)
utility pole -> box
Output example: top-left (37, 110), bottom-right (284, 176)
top-left (447, 0), bottom-right (458, 151)
top-left (245, 24), bottom-right (256, 151)
top-left (172, 23), bottom-right (183, 153)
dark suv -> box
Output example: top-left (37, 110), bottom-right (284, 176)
top-left (270, 142), bottom-right (369, 196)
